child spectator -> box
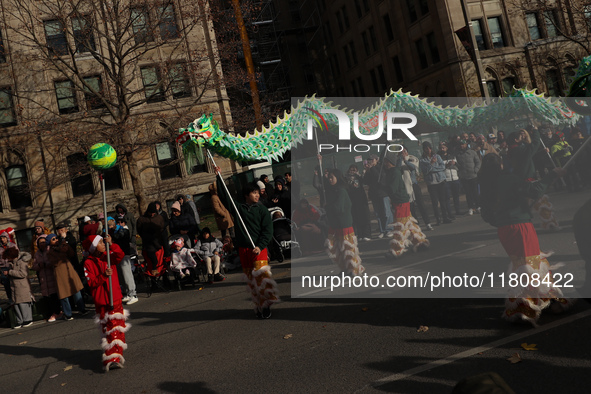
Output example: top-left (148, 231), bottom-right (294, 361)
top-left (83, 234), bottom-right (127, 372)
top-left (110, 217), bottom-right (138, 305)
top-left (169, 237), bottom-right (197, 278)
top-left (2, 247), bottom-right (34, 329)
top-left (195, 227), bottom-right (225, 284)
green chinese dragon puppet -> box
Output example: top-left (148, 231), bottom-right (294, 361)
top-left (177, 55), bottom-right (591, 163)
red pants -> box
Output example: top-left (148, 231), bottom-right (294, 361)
top-left (95, 302), bottom-right (129, 368)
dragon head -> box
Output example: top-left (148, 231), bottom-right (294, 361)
top-left (191, 113), bottom-right (218, 140)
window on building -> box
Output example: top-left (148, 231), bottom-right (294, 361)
top-left (55, 80), bottom-right (79, 114)
top-left (487, 17), bottom-right (505, 48)
top-left (546, 69), bottom-right (562, 96)
top-left (342, 6), bottom-right (350, 30)
top-left (83, 75), bottom-right (105, 110)
top-left (72, 16), bottom-right (95, 54)
top-left (0, 88), bottom-right (16, 126)
top-left (336, 10), bottom-right (344, 34)
top-left (351, 80), bottom-right (359, 96)
top-left (0, 30), bottom-right (7, 63)
top-left (185, 148), bottom-right (207, 175)
top-left (369, 69), bottom-right (378, 94)
top-left (377, 65), bottom-right (386, 89)
top-left (502, 77), bottom-right (516, 95)
top-left (526, 13), bottom-right (540, 41)
top-left (348, 41), bottom-right (358, 66)
top-left (418, 0), bottom-right (429, 15)
top-left (44, 20), bottom-right (68, 56)
top-left (354, 0), bottom-right (363, 18)
top-left (15, 228), bottom-right (33, 253)
top-left (131, 8), bottom-right (153, 44)
top-left (67, 153), bottom-right (94, 197)
top-left (383, 14), bottom-right (394, 41)
top-left (369, 26), bottom-right (378, 52)
top-left (392, 56), bottom-right (404, 83)
top-left (544, 11), bottom-right (558, 38)
top-left (141, 67), bottom-right (165, 103)
top-left (427, 32), bottom-right (440, 64)
top-left (158, 4), bottom-right (180, 40)
top-left (169, 64), bottom-right (191, 99)
top-left (357, 76), bottom-right (365, 96)
top-left (362, 31), bottom-right (370, 56)
top-left (156, 142), bottom-right (180, 179)
top-left (415, 39), bottom-right (428, 69)
top-left (486, 81), bottom-right (499, 97)
top-left (343, 45), bottom-right (352, 68)
top-left (564, 66), bottom-right (576, 81)
top-left (103, 165), bottom-right (123, 190)
top-left (471, 19), bottom-right (487, 50)
top-left (6, 165), bottom-right (32, 209)
top-left (406, 0), bottom-right (418, 23)
top-left (330, 55), bottom-right (340, 76)
top-left (323, 22), bottom-right (333, 45)
top-left (363, 0), bottom-right (370, 13)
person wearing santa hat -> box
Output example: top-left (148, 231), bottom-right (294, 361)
top-left (83, 234), bottom-right (127, 371)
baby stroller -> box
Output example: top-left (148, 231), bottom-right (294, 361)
top-left (268, 207), bottom-right (301, 262)
top-left (168, 234), bottom-right (199, 291)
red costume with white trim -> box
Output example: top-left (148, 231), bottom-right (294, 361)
top-left (83, 236), bottom-right (129, 370)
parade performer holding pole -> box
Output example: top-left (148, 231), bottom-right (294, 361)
top-left (212, 153), bottom-right (279, 319)
top-left (324, 168), bottom-right (365, 275)
top-left (479, 153), bottom-right (572, 326)
top-left (507, 127), bottom-right (560, 231)
top-left (85, 143), bottom-right (129, 371)
top-left (382, 153), bottom-right (429, 257)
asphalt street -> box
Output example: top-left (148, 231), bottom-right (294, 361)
top-left (1, 189), bottom-right (590, 393)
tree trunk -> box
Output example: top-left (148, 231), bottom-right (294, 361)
top-left (126, 150), bottom-right (148, 214)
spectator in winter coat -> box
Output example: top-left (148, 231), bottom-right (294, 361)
top-left (83, 216), bottom-right (100, 240)
top-left (169, 201), bottom-right (198, 246)
top-left (56, 222), bottom-right (84, 282)
top-left (438, 142), bottom-right (463, 217)
top-left (32, 235), bottom-right (61, 322)
top-left (47, 234), bottom-right (87, 320)
top-left (0, 231), bottom-right (18, 300)
top-left (2, 247), bottom-right (35, 328)
top-left (195, 227), bottom-right (225, 284)
top-left (115, 203), bottom-right (137, 254)
top-left (419, 141), bottom-right (453, 224)
top-left (155, 201), bottom-right (170, 256)
top-left (346, 164), bottom-right (371, 241)
top-left (209, 183), bottom-right (235, 238)
top-left (31, 220), bottom-right (51, 256)
top-left (110, 217), bottom-right (138, 305)
top-left (271, 178), bottom-right (291, 218)
top-left (455, 139), bottom-right (481, 215)
top-left (176, 194), bottom-right (201, 235)
top-left (169, 237), bottom-right (197, 278)
top-left (363, 154), bottom-right (393, 237)
top-left (137, 203), bottom-right (166, 274)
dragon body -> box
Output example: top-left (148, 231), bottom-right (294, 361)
top-left (178, 56), bottom-right (591, 163)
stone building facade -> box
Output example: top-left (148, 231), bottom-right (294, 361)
top-left (0, 0), bottom-right (243, 248)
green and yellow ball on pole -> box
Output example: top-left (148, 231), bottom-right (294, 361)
top-left (87, 143), bottom-right (117, 170)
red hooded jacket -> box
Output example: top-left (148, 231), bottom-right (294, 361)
top-left (84, 243), bottom-right (125, 306)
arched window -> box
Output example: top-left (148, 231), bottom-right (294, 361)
top-left (5, 163), bottom-right (32, 209)
top-left (67, 153), bottom-right (94, 197)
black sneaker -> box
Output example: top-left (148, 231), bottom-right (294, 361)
top-left (262, 307), bottom-right (272, 319)
top-left (214, 273), bottom-right (226, 282)
top-left (255, 309), bottom-right (263, 319)
top-left (22, 321), bottom-right (33, 328)
top-left (64, 315), bottom-right (74, 321)
top-left (208, 274), bottom-right (214, 284)
top-left (78, 310), bottom-right (89, 317)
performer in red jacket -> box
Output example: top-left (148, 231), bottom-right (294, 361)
top-left (83, 234), bottom-right (128, 372)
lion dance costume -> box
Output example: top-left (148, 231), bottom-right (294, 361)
top-left (389, 202), bottom-right (430, 257)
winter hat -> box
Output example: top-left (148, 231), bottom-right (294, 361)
top-left (55, 222), bottom-right (68, 230)
top-left (0, 231), bottom-right (8, 240)
top-left (256, 181), bottom-right (266, 190)
top-left (488, 133), bottom-right (496, 139)
top-left (201, 227), bottom-right (211, 236)
top-left (82, 235), bottom-right (102, 254)
top-left (83, 216), bottom-right (91, 223)
top-left (173, 238), bottom-right (184, 247)
top-left (36, 234), bottom-right (48, 246)
top-left (171, 201), bottom-right (181, 212)
top-left (34, 220), bottom-right (44, 228)
top-left (98, 212), bottom-right (105, 219)
top-left (275, 178), bottom-right (285, 186)
top-left (46, 234), bottom-right (57, 244)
